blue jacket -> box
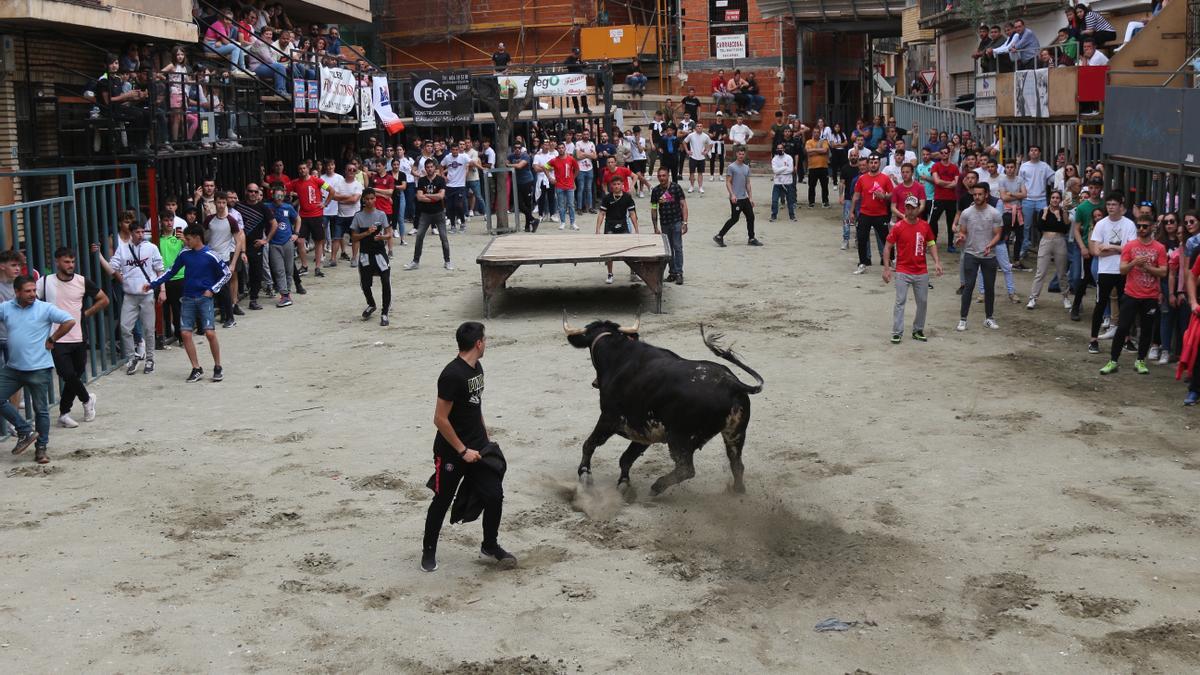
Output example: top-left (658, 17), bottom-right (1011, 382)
top-left (149, 245), bottom-right (231, 298)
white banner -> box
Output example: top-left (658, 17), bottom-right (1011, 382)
top-left (495, 73), bottom-right (588, 97)
top-left (371, 75), bottom-right (404, 135)
top-left (1014, 68), bottom-right (1049, 118)
top-left (975, 73), bottom-right (996, 119)
top-left (359, 87), bottom-right (375, 130)
top-left (715, 34), bottom-right (746, 60)
top-left (318, 66), bottom-right (356, 115)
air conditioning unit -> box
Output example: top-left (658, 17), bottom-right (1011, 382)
top-left (1, 35), bottom-right (15, 75)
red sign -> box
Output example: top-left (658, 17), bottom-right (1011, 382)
top-left (724, 9), bottom-right (741, 21)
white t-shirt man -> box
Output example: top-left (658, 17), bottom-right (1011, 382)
top-left (146, 215), bottom-right (187, 232)
top-left (321, 171), bottom-right (344, 217)
top-left (1019, 159), bottom-right (1055, 201)
top-left (533, 149), bottom-right (556, 187)
top-left (684, 130), bottom-right (712, 161)
top-left (886, 150), bottom-right (917, 168)
top-left (1086, 50), bottom-right (1109, 66)
top-left (335, 176), bottom-right (363, 218)
top-left (441, 152), bottom-right (469, 188)
top-left (626, 135), bottom-right (647, 162)
top-left (466, 148), bottom-right (480, 182)
top-left (1090, 215), bottom-right (1138, 275)
top-left (771, 152), bottom-right (794, 185)
top-left (729, 123), bottom-right (753, 145)
top-left (574, 140), bottom-right (596, 172)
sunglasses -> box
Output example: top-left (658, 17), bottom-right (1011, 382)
top-left (1165, 218), bottom-right (1177, 223)
top-left (1138, 201), bottom-right (1154, 207)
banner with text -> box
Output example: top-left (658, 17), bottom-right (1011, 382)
top-left (495, 73), bottom-right (588, 98)
top-left (372, 75), bottom-right (405, 135)
top-left (410, 71), bottom-right (473, 125)
top-left (714, 33), bottom-right (746, 60)
top-left (318, 66), bottom-right (357, 115)
top-left (359, 87), bottom-right (375, 131)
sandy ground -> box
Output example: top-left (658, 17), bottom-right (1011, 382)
top-left (2, 175), bottom-right (1199, 674)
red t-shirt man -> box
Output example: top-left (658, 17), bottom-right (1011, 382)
top-left (886, 217), bottom-right (936, 275)
top-left (1123, 238), bottom-right (1168, 300)
top-left (549, 155), bottom-right (579, 190)
top-left (371, 173), bottom-right (395, 215)
top-left (855, 171), bottom-right (894, 218)
top-left (891, 181), bottom-right (925, 220)
top-left (603, 165), bottom-right (633, 194)
top-left (930, 159), bottom-right (960, 202)
top-left (290, 175), bottom-right (325, 218)
top-left (265, 172), bottom-right (291, 192)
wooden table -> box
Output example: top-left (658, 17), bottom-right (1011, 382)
top-left (476, 234), bottom-right (671, 317)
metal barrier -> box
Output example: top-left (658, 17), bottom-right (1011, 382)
top-left (895, 97), bottom-right (976, 138)
top-left (980, 121), bottom-right (1081, 164)
top-left (1106, 159), bottom-right (1200, 215)
top-left (0, 165), bottom-right (139, 388)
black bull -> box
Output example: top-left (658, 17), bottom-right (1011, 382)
top-left (564, 316), bottom-right (764, 494)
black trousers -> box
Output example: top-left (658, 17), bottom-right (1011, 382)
top-left (709, 145), bottom-right (725, 176)
top-left (247, 243), bottom-right (265, 300)
top-left (929, 199), bottom-right (957, 243)
top-left (718, 198), bottom-right (756, 240)
top-left (52, 342), bottom-right (89, 415)
top-left (961, 253), bottom-right (999, 320)
top-left (423, 454), bottom-right (503, 552)
top-left (807, 168), bottom-right (829, 206)
top-left (856, 214), bottom-right (889, 266)
top-left (164, 278), bottom-right (184, 338)
top-left (359, 265), bottom-right (392, 314)
top-left (662, 156), bottom-right (681, 182)
top-left (1091, 273), bottom-right (1126, 338)
top-left (517, 181), bottom-right (536, 227)
top-left (1071, 256), bottom-right (1096, 315)
top-left (1111, 296), bottom-right (1156, 361)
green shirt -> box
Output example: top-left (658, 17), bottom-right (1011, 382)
top-left (1074, 199), bottom-right (1102, 241)
top-left (159, 234), bottom-right (186, 281)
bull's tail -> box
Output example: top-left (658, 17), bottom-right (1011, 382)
top-left (700, 325), bottom-right (764, 394)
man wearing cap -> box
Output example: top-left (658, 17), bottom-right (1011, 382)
top-left (884, 195), bottom-right (942, 343)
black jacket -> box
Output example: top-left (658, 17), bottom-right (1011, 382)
top-left (426, 442), bottom-right (507, 524)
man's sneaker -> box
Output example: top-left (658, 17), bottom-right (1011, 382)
top-left (1101, 317), bottom-right (1111, 330)
top-left (1099, 360), bottom-right (1119, 375)
top-left (277, 296), bottom-right (293, 308)
top-left (1134, 360), bottom-right (1150, 375)
top-left (712, 235), bottom-right (726, 247)
top-left (1158, 349), bottom-right (1171, 365)
top-left (249, 300), bottom-right (263, 310)
top-left (1185, 390), bottom-right (1200, 406)
top-left (606, 273), bottom-right (614, 284)
top-left (361, 306), bottom-right (377, 321)
top-left (984, 318), bottom-right (1000, 330)
top-left (125, 358), bottom-right (139, 375)
top-left (956, 319), bottom-right (968, 332)
top-left (1070, 309), bottom-right (1081, 321)
top-left (326, 260), bottom-right (336, 268)
top-left (699, 187), bottom-right (705, 194)
top-left (340, 252), bottom-right (351, 261)
top-left (571, 224), bottom-right (580, 231)
top-left (222, 319), bottom-right (236, 329)
top-left (83, 393), bottom-right (97, 422)
top-left (675, 274), bottom-right (684, 285)
top-left (232, 304), bottom-right (245, 316)
top-left (665, 273), bottom-right (678, 283)
top-left (480, 543), bottom-right (518, 568)
top-left (143, 359), bottom-right (154, 374)
top-left (687, 186), bottom-right (694, 193)
top-left (890, 333), bottom-right (902, 344)
top-left (1008, 293), bottom-right (1020, 304)
top-left (558, 223), bottom-right (566, 230)
top-left (444, 261), bottom-right (455, 271)
top-left (912, 330), bottom-right (927, 342)
top-left (212, 366), bottom-right (224, 382)
top-left (135, 339), bottom-right (146, 360)
top-left (186, 367), bottom-right (204, 383)
top-left (769, 217), bottom-right (777, 223)
top-left (839, 240), bottom-right (848, 251)
top-left (1123, 339), bottom-right (1138, 353)
top-left (295, 286), bottom-right (307, 295)
top-left (58, 414), bottom-right (78, 429)
top-left (1062, 296), bottom-right (1073, 310)
top-left (380, 314), bottom-right (389, 327)
top-left (748, 239), bottom-right (763, 246)
top-left (1098, 327), bottom-right (1117, 340)
top-left (403, 261), bottom-right (419, 270)
top-left (1088, 340), bottom-right (1100, 354)
top-left (350, 259), bottom-right (358, 268)
top-left (315, 268), bottom-right (325, 277)
top-left (421, 550), bottom-right (438, 572)
top-left (34, 445), bottom-right (49, 464)
top-left (1148, 346), bottom-right (1161, 361)
top-left (1026, 297), bottom-right (1037, 310)
top-left (11, 430), bottom-right (36, 455)
top-left (853, 264), bottom-right (867, 275)
top-left (298, 266), bottom-right (309, 276)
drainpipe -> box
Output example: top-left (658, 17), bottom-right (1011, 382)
top-left (795, 27), bottom-right (804, 120)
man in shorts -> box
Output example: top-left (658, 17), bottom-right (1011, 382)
top-left (325, 162), bottom-right (363, 266)
top-left (290, 161), bottom-right (327, 277)
top-left (350, 187), bottom-right (392, 326)
top-left (683, 122), bottom-right (712, 194)
top-left (596, 176), bottom-right (638, 284)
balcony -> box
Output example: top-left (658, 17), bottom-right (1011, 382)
top-left (0, 0), bottom-right (197, 42)
top-left (918, 0), bottom-right (1065, 31)
top-left (273, 0), bottom-right (372, 24)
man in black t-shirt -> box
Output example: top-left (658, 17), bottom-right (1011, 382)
top-left (564, 47), bottom-right (591, 115)
top-left (838, 155), bottom-right (865, 251)
top-left (404, 159), bottom-right (452, 271)
top-left (422, 321), bottom-right (515, 573)
top-left (681, 87), bottom-right (701, 120)
top-left (232, 182), bottom-right (278, 310)
top-left (491, 43), bottom-right (511, 73)
top-left (596, 177), bottom-right (639, 284)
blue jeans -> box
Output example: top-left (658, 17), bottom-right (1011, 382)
top-left (556, 187), bottom-right (576, 226)
top-left (0, 367), bottom-right (52, 447)
top-left (393, 189), bottom-right (406, 229)
top-left (466, 179), bottom-right (489, 217)
top-left (662, 220), bottom-right (684, 275)
top-left (1020, 196), bottom-right (1047, 257)
top-left (254, 62), bottom-right (287, 94)
top-left (405, 183), bottom-right (417, 222)
top-left (205, 41), bottom-right (244, 69)
top-left (771, 184), bottom-right (796, 219)
top-left (626, 74), bottom-right (647, 92)
top-left (1067, 239), bottom-right (1082, 290)
top-left (291, 63), bottom-right (317, 80)
top-left (576, 170), bottom-right (594, 211)
top-left (181, 295), bottom-right (216, 333)
top-left (842, 202), bottom-right (854, 242)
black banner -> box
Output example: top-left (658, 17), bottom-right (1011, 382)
top-left (410, 71), bottom-right (473, 125)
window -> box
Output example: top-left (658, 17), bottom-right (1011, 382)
top-left (709, 0), bottom-right (749, 58)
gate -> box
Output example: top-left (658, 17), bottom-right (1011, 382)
top-left (0, 165), bottom-right (140, 384)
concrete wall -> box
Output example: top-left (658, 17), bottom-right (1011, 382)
top-left (0, 0), bottom-right (196, 42)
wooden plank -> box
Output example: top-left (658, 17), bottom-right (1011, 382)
top-left (477, 234), bottom-right (669, 266)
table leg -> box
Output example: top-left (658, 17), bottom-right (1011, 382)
top-left (627, 260), bottom-right (667, 313)
top-left (480, 264), bottom-right (519, 318)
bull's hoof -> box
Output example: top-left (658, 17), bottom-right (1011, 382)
top-left (618, 481), bottom-right (638, 503)
top-left (727, 481), bottom-right (747, 495)
top-left (649, 480), bottom-right (667, 496)
top-left (578, 469), bottom-right (594, 486)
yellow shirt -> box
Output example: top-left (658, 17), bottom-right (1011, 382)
top-left (805, 139), bottom-right (830, 169)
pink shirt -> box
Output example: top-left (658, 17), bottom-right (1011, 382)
top-left (205, 22), bottom-right (230, 43)
top-left (41, 274), bottom-right (88, 344)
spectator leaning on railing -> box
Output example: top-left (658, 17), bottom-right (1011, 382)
top-left (989, 18), bottom-right (1040, 71)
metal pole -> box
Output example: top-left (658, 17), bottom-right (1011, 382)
top-left (795, 27), bottom-right (804, 120)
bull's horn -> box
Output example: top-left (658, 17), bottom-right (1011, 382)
top-left (618, 315), bottom-right (641, 335)
top-left (563, 311), bottom-right (585, 336)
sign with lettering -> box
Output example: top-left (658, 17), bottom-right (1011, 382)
top-left (318, 66), bottom-right (357, 115)
top-left (715, 33), bottom-right (746, 60)
top-left (410, 71), bottom-right (473, 125)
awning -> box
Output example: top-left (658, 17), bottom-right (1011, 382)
top-left (756, 0), bottom-right (907, 22)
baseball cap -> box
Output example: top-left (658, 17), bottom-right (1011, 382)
top-left (904, 195), bottom-right (920, 207)
top-left (1080, 186), bottom-right (1091, 195)
top-left (715, 111), bottom-right (723, 117)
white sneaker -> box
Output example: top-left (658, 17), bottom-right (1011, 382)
top-left (468, 210), bottom-right (475, 217)
top-left (606, 273), bottom-right (614, 284)
top-left (571, 224), bottom-right (579, 231)
top-left (444, 261), bottom-right (455, 270)
top-left (403, 261), bottom-right (419, 270)
top-left (58, 414), bottom-right (79, 429)
top-left (984, 318), bottom-right (1000, 330)
top-left (408, 228), bottom-right (417, 236)
top-left (699, 187), bottom-right (705, 194)
top-left (1158, 350), bottom-right (1171, 365)
top-left (551, 215), bottom-right (560, 223)
top-left (687, 186), bottom-right (694, 194)
top-left (852, 264), bottom-right (866, 275)
top-left (83, 393), bottom-right (97, 422)
top-left (558, 223), bottom-right (566, 230)
top-left (1062, 296), bottom-right (1073, 310)
top-left (956, 320), bottom-right (968, 331)
top-left (1099, 327), bottom-right (1117, 340)
top-left (1026, 298), bottom-right (1037, 310)
top-left (135, 339), bottom-right (146, 359)
top-left (840, 241), bottom-right (848, 251)
top-left (1148, 346), bottom-right (1161, 361)
top-left (1101, 317), bottom-right (1111, 330)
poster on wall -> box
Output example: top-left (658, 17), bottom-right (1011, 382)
top-left (714, 33), bottom-right (746, 60)
top-left (410, 71), bottom-right (473, 125)
top-left (318, 66), bottom-right (357, 115)
top-left (495, 73), bottom-right (589, 97)
top-left (1014, 68), bottom-right (1049, 118)
top-left (975, 73), bottom-right (996, 119)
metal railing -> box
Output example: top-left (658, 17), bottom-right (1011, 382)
top-left (895, 96), bottom-right (975, 139)
top-left (0, 165), bottom-right (140, 387)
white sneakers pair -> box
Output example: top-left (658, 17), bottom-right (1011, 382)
top-left (956, 319), bottom-right (999, 331)
top-left (58, 394), bottom-right (97, 428)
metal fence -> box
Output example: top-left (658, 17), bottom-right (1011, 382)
top-left (1106, 160), bottom-right (1200, 216)
top-left (895, 96), bottom-right (976, 138)
top-left (0, 165), bottom-right (139, 388)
